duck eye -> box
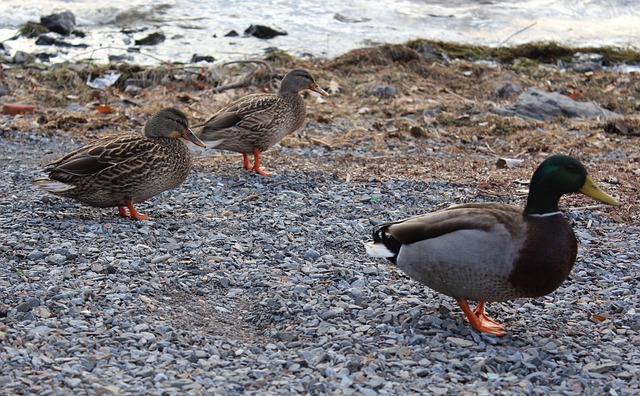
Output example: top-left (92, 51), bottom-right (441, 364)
top-left (172, 117), bottom-right (188, 128)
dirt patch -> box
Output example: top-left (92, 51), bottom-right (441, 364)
top-left (153, 287), bottom-right (271, 345)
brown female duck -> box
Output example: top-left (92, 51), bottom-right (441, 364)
top-left (32, 107), bottom-right (205, 220)
top-left (365, 155), bottom-right (620, 336)
top-left (196, 68), bottom-right (328, 176)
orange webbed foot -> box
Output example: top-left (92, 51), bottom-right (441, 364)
top-left (254, 167), bottom-right (272, 176)
top-left (125, 199), bottom-right (149, 220)
top-left (458, 300), bottom-right (506, 336)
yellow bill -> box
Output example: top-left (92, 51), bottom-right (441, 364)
top-left (579, 175), bottom-right (620, 206)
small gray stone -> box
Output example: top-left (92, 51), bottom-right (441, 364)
top-left (304, 249), bottom-right (321, 261)
top-left (15, 302), bottom-right (32, 312)
top-left (64, 378), bottom-right (82, 388)
top-left (373, 85), bottom-right (397, 98)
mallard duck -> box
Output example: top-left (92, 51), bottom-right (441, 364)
top-left (32, 107), bottom-right (206, 220)
top-left (196, 68), bottom-right (329, 176)
top-left (365, 155), bottom-right (620, 336)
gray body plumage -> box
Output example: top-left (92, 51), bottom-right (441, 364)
top-left (394, 210), bottom-right (525, 302)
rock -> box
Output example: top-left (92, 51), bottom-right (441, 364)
top-left (422, 106), bottom-right (442, 118)
top-left (124, 78), bottom-right (153, 89)
top-left (92, 384), bottom-right (121, 395)
top-left (492, 87), bottom-right (623, 121)
top-left (362, 266), bottom-right (378, 275)
top-left (320, 308), bottom-right (344, 321)
top-left (244, 25), bottom-right (287, 39)
top-left (412, 41), bottom-right (451, 62)
top-left (108, 54), bottom-right (134, 63)
top-left (373, 85), bottom-right (397, 98)
top-left (592, 361), bottom-right (619, 374)
top-left (0, 302), bottom-right (10, 317)
top-left (15, 302), bottom-right (32, 312)
top-left (32, 306), bottom-right (51, 319)
top-left (64, 378), bottom-right (82, 388)
top-left (135, 32), bottom-right (166, 46)
top-left (446, 337), bottom-right (474, 347)
top-left (35, 35), bottom-right (58, 46)
top-left (571, 53), bottom-right (604, 72)
top-left (493, 80), bottom-right (523, 99)
top-left (35, 35), bottom-right (88, 48)
top-left (12, 51), bottom-right (34, 64)
top-left (604, 120), bottom-right (640, 137)
top-left (41, 11), bottom-right (76, 36)
top-left (190, 54), bottom-right (216, 63)
top-left (304, 249), bottom-right (321, 261)
top-left (224, 30), bottom-right (239, 37)
top-left (34, 53), bottom-right (53, 61)
top-left (63, 103), bottom-right (89, 113)
top-left (0, 85), bottom-right (8, 97)
top-left (571, 61), bottom-right (603, 73)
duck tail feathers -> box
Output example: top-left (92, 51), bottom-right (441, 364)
top-left (31, 179), bottom-right (76, 193)
top-left (364, 241), bottom-right (396, 258)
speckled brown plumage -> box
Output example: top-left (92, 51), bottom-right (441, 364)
top-left (365, 155), bottom-right (620, 336)
top-left (32, 107), bottom-right (205, 219)
top-left (196, 68), bottom-right (328, 176)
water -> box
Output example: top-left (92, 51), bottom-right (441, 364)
top-left (0, 0), bottom-right (638, 65)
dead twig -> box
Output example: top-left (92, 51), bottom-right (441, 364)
top-left (499, 22), bottom-right (538, 46)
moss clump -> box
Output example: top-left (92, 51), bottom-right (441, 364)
top-left (40, 67), bottom-right (85, 90)
top-left (264, 50), bottom-right (297, 67)
top-left (406, 39), bottom-right (640, 65)
top-left (584, 46), bottom-right (640, 64)
top-left (493, 42), bottom-right (574, 63)
top-left (19, 22), bottom-right (49, 38)
top-left (328, 44), bottom-right (422, 72)
top-left (408, 40), bottom-right (491, 60)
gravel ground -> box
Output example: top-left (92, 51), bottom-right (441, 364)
top-left (1, 127), bottom-right (639, 395)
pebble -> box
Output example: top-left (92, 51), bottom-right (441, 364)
top-left (0, 127), bottom-right (637, 395)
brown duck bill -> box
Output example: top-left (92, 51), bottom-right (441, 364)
top-left (310, 83), bottom-right (329, 97)
top-left (182, 129), bottom-right (207, 148)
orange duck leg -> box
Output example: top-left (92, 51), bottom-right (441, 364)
top-left (242, 148), bottom-right (272, 176)
top-left (117, 199), bottom-right (149, 220)
top-left (457, 300), bottom-right (506, 336)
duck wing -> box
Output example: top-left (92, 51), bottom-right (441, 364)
top-left (45, 134), bottom-right (151, 180)
top-left (382, 203), bottom-right (523, 244)
top-left (202, 94), bottom-right (283, 134)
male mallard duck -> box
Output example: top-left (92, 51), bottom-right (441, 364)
top-left (196, 68), bottom-right (328, 176)
top-left (32, 107), bottom-right (206, 220)
top-left (365, 155), bottom-right (620, 336)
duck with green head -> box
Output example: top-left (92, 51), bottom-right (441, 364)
top-left (365, 155), bottom-right (620, 336)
